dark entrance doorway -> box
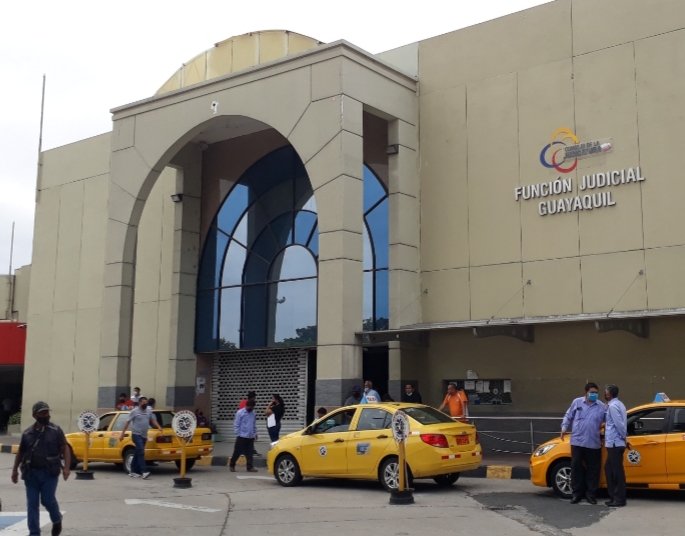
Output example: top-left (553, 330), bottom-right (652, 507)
top-left (362, 345), bottom-right (389, 400)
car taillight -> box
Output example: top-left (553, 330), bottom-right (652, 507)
top-left (420, 434), bottom-right (449, 448)
top-left (201, 433), bottom-right (212, 441)
top-left (156, 435), bottom-right (173, 444)
top-left (475, 432), bottom-right (480, 445)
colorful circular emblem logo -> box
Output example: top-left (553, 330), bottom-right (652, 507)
top-left (539, 127), bottom-right (579, 174)
top-left (626, 449), bottom-right (641, 465)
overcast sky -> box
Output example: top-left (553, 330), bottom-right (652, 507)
top-left (0, 0), bottom-right (550, 272)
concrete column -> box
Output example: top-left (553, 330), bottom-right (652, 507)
top-left (294, 92), bottom-right (365, 407)
top-left (387, 119), bottom-right (420, 399)
top-left (166, 145), bottom-right (203, 408)
top-left (99, 140), bottom-right (156, 408)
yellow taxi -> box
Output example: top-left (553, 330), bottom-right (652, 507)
top-left (66, 410), bottom-right (214, 473)
top-left (267, 403), bottom-right (482, 491)
top-left (530, 397), bottom-right (685, 498)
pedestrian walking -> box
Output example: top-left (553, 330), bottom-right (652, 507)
top-left (265, 394), bottom-right (285, 442)
top-left (229, 399), bottom-right (258, 472)
top-left (560, 382), bottom-right (606, 504)
top-left (438, 382), bottom-right (469, 420)
top-left (11, 401), bottom-right (71, 536)
top-left (343, 385), bottom-right (361, 406)
top-left (118, 396), bottom-right (162, 479)
top-left (604, 384), bottom-right (628, 507)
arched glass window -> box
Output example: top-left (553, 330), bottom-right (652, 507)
top-left (363, 166), bottom-right (389, 331)
top-left (196, 146), bottom-right (318, 351)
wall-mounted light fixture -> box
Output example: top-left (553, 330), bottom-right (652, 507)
top-left (386, 144), bottom-right (399, 155)
top-left (170, 193), bottom-right (184, 203)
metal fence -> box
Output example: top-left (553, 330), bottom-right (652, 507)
top-left (469, 416), bottom-right (562, 455)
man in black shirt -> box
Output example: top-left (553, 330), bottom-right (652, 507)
top-left (11, 401), bottom-right (71, 536)
top-left (401, 383), bottom-right (423, 404)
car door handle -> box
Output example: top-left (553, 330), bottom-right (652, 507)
top-left (334, 438), bottom-right (344, 443)
top-left (376, 434), bottom-right (388, 439)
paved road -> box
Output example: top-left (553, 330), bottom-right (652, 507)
top-left (1, 453), bottom-right (683, 535)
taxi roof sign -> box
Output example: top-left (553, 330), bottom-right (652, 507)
top-left (654, 392), bottom-right (671, 402)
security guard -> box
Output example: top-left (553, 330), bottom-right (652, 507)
top-left (11, 401), bottom-right (71, 536)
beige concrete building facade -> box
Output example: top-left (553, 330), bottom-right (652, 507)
top-left (22, 0), bottom-right (685, 431)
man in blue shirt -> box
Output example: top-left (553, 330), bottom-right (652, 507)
top-left (604, 384), bottom-right (628, 507)
top-left (229, 399), bottom-right (258, 472)
top-left (560, 382), bottom-right (606, 504)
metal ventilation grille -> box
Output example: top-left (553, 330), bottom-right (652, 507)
top-left (211, 348), bottom-right (308, 437)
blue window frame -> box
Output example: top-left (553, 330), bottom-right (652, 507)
top-left (363, 166), bottom-right (389, 331)
top-left (196, 146), bottom-right (319, 351)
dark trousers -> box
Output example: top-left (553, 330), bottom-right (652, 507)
top-left (267, 422), bottom-right (281, 442)
top-left (605, 446), bottom-right (627, 504)
top-left (24, 469), bottom-right (61, 535)
top-left (230, 436), bottom-right (255, 469)
top-left (131, 433), bottom-right (147, 475)
top-left (571, 445), bottom-right (602, 499)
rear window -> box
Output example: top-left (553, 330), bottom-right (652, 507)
top-left (403, 406), bottom-right (456, 425)
top-left (155, 412), bottom-right (174, 428)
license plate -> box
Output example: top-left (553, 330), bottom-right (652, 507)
top-left (455, 435), bottom-right (469, 445)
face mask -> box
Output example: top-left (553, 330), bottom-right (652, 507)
top-left (36, 416), bottom-right (50, 425)
top-left (588, 392), bottom-right (599, 402)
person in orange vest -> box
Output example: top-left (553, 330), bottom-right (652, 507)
top-left (438, 382), bottom-right (469, 421)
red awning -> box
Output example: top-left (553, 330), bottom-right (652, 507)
top-left (0, 322), bottom-right (26, 365)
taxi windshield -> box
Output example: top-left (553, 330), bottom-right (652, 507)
top-left (403, 406), bottom-right (456, 424)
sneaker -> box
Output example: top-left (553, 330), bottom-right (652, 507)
top-left (142, 472), bottom-right (151, 479)
top-left (52, 521), bottom-right (62, 535)
top-left (129, 472), bottom-right (141, 478)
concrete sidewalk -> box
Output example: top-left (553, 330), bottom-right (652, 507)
top-left (1, 433), bottom-right (532, 479)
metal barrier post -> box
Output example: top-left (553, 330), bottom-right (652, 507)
top-left (529, 420), bottom-right (535, 454)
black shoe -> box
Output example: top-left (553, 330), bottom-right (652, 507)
top-left (52, 521), bottom-right (62, 536)
top-left (605, 501), bottom-right (625, 507)
top-left (570, 496), bottom-right (582, 504)
top-left (586, 496), bottom-right (597, 505)
top-left (229, 466), bottom-right (235, 472)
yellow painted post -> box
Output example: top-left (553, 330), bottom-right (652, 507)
top-left (83, 431), bottom-right (90, 471)
top-left (179, 439), bottom-right (187, 478)
top-left (398, 439), bottom-right (406, 492)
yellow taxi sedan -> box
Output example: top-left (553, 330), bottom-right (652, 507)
top-left (66, 410), bottom-right (214, 473)
top-left (530, 399), bottom-right (685, 498)
top-left (267, 403), bottom-right (482, 491)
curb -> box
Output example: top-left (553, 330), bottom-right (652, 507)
top-left (198, 454), bottom-right (529, 479)
top-left (463, 464), bottom-right (530, 480)
top-left (0, 444), bottom-right (19, 454)
top-left (199, 455), bottom-right (267, 468)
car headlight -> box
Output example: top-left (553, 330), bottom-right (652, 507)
top-left (533, 443), bottom-right (557, 457)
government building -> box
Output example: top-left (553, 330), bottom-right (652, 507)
top-left (21, 0), bottom-right (685, 433)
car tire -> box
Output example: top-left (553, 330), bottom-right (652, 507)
top-left (274, 454), bottom-right (302, 487)
top-left (550, 459), bottom-right (573, 499)
top-left (68, 445), bottom-right (78, 470)
top-left (123, 448), bottom-right (135, 473)
top-left (175, 458), bottom-right (196, 471)
top-left (433, 473), bottom-right (460, 487)
top-left (379, 456), bottom-right (413, 492)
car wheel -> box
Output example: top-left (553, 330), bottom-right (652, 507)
top-left (123, 449), bottom-right (135, 473)
top-left (379, 457), bottom-right (413, 492)
top-left (67, 445), bottom-right (78, 470)
top-left (175, 458), bottom-right (196, 471)
top-left (550, 460), bottom-right (573, 499)
top-left (274, 454), bottom-right (302, 487)
top-left (433, 473), bottom-right (460, 487)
